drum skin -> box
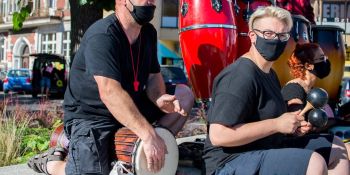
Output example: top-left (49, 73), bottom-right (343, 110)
top-left (312, 25), bottom-right (346, 101)
top-left (235, 0), bottom-right (272, 57)
top-left (114, 127), bottom-right (178, 175)
top-left (273, 15), bottom-right (311, 87)
top-left (179, 0), bottom-right (237, 100)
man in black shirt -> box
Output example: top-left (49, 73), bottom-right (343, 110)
top-left (203, 6), bottom-right (349, 175)
top-left (27, 0), bottom-right (194, 174)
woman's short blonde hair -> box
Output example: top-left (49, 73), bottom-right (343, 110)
top-left (248, 6), bottom-right (293, 31)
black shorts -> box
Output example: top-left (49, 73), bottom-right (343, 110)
top-left (64, 118), bottom-right (119, 175)
top-left (215, 134), bottom-right (334, 175)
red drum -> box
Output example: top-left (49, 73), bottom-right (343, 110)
top-left (312, 25), bottom-right (346, 101)
top-left (113, 127), bottom-right (178, 175)
top-left (273, 15), bottom-right (311, 86)
top-left (235, 0), bottom-right (272, 57)
top-left (179, 0), bottom-right (237, 100)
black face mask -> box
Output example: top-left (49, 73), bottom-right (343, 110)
top-left (309, 59), bottom-right (331, 79)
top-left (255, 35), bottom-right (288, 61)
top-left (127, 0), bottom-right (156, 26)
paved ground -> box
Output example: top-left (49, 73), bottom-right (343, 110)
top-left (0, 164), bottom-right (41, 175)
top-left (0, 135), bottom-right (206, 175)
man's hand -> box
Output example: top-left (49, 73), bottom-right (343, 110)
top-left (156, 94), bottom-right (187, 116)
top-left (143, 133), bottom-right (168, 173)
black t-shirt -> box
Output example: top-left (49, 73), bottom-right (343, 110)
top-left (63, 14), bottom-right (160, 122)
top-left (42, 66), bottom-right (53, 78)
top-left (203, 57), bottom-right (287, 175)
top-left (281, 83), bottom-right (306, 112)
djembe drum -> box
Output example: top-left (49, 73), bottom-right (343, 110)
top-left (311, 25), bottom-right (346, 102)
top-left (112, 127), bottom-right (178, 175)
top-left (49, 125), bottom-right (178, 175)
top-left (179, 0), bottom-right (238, 101)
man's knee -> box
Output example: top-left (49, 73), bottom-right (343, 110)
top-left (175, 84), bottom-right (194, 108)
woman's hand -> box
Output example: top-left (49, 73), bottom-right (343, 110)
top-left (294, 121), bottom-right (312, 136)
top-left (275, 111), bottom-right (301, 134)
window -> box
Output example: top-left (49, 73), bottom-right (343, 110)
top-left (0, 38), bottom-right (4, 61)
top-left (2, 0), bottom-right (7, 16)
top-left (62, 31), bottom-right (70, 64)
top-left (48, 0), bottom-right (55, 8)
top-left (9, 0), bottom-right (19, 14)
top-left (161, 0), bottom-right (178, 28)
top-left (41, 33), bottom-right (56, 54)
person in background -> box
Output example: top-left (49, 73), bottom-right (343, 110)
top-left (282, 42), bottom-right (350, 160)
top-left (40, 62), bottom-right (54, 98)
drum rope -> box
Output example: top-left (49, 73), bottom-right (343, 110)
top-left (110, 161), bottom-right (133, 175)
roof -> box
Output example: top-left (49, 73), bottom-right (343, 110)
top-left (29, 53), bottom-right (64, 59)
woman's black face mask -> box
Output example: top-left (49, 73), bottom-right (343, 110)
top-left (309, 59), bottom-right (331, 79)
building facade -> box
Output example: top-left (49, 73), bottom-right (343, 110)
top-left (0, 0), bottom-right (70, 71)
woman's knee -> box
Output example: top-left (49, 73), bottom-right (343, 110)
top-left (306, 152), bottom-right (327, 175)
top-left (329, 136), bottom-right (349, 164)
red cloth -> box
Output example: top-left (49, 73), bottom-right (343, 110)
top-left (277, 0), bottom-right (315, 24)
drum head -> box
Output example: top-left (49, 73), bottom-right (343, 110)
top-left (134, 127), bottom-right (179, 175)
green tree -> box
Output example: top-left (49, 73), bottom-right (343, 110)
top-left (13, 0), bottom-right (115, 65)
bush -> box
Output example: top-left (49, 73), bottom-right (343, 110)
top-left (0, 101), bottom-right (30, 166)
top-left (0, 99), bottom-right (63, 166)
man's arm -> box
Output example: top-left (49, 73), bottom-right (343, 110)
top-left (94, 75), bottom-right (167, 172)
top-left (94, 75), bottom-right (156, 140)
top-left (146, 73), bottom-right (166, 104)
top-left (146, 73), bottom-right (186, 115)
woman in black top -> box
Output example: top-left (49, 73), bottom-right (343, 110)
top-left (203, 6), bottom-right (349, 175)
top-left (281, 43), bottom-right (331, 113)
top-left (281, 43), bottom-right (350, 158)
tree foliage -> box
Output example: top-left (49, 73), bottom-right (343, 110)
top-left (12, 0), bottom-right (115, 31)
top-left (12, 4), bottom-right (31, 31)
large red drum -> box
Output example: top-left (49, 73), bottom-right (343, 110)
top-left (179, 0), bottom-right (237, 100)
top-left (312, 25), bottom-right (346, 102)
top-left (235, 0), bottom-right (272, 57)
top-left (273, 15), bottom-right (311, 86)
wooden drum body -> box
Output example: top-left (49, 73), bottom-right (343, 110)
top-left (179, 0), bottom-right (237, 100)
top-left (312, 25), bottom-right (346, 101)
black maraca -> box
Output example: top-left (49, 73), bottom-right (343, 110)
top-left (307, 108), bottom-right (328, 128)
top-left (299, 88), bottom-right (329, 116)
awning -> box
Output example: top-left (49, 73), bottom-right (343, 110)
top-left (157, 42), bottom-right (180, 61)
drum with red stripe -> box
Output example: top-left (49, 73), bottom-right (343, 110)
top-left (235, 0), bottom-right (272, 57)
top-left (179, 0), bottom-right (238, 100)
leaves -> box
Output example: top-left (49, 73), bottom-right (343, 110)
top-left (12, 4), bottom-right (31, 31)
top-left (79, 0), bottom-right (115, 11)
